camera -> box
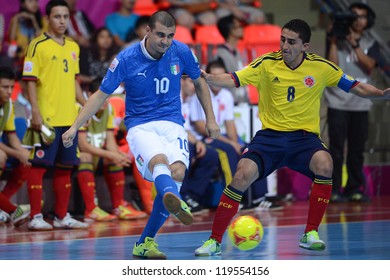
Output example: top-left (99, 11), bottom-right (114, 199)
top-left (330, 11), bottom-right (357, 40)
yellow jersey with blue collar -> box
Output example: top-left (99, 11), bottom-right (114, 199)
top-left (232, 51), bottom-right (357, 135)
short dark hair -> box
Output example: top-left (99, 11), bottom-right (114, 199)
top-left (135, 15), bottom-right (151, 30)
top-left (0, 66), bottom-right (16, 80)
top-left (206, 58), bottom-right (227, 73)
top-left (149, 11), bottom-right (176, 30)
top-left (45, 0), bottom-right (69, 16)
top-left (349, 2), bottom-right (376, 29)
top-left (282, 19), bottom-right (311, 44)
top-left (217, 15), bottom-right (235, 40)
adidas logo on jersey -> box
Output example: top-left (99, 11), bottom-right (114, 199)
top-left (51, 55), bottom-right (57, 60)
top-left (272, 77), bottom-right (280, 83)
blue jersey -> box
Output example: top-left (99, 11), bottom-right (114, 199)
top-left (100, 39), bottom-right (201, 130)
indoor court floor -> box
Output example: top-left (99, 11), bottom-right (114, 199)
top-left (0, 196), bottom-right (390, 260)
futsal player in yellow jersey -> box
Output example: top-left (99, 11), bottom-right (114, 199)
top-left (195, 19), bottom-right (390, 255)
top-left (22, 0), bottom-right (87, 230)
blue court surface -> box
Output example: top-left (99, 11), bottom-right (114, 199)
top-left (1, 213), bottom-right (389, 260)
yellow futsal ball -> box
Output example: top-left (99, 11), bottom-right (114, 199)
top-left (228, 215), bottom-right (263, 251)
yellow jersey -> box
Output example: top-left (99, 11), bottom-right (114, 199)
top-left (0, 100), bottom-right (16, 137)
top-left (234, 51), bottom-right (348, 135)
top-left (22, 33), bottom-right (80, 127)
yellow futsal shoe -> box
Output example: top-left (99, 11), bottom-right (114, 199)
top-left (299, 230), bottom-right (326, 251)
top-left (132, 237), bottom-right (167, 259)
top-left (163, 192), bottom-right (193, 225)
top-left (84, 207), bottom-right (117, 222)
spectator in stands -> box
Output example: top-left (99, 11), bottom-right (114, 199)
top-left (105, 0), bottom-right (139, 48)
top-left (22, 0), bottom-right (88, 231)
top-left (216, 0), bottom-right (266, 24)
top-left (325, 2), bottom-right (381, 203)
top-left (65, 0), bottom-right (95, 48)
top-left (0, 66), bottom-right (30, 227)
top-left (79, 27), bottom-right (119, 88)
top-left (7, 0), bottom-right (45, 76)
top-left (216, 14), bottom-right (248, 104)
top-left (124, 15), bottom-right (150, 48)
top-left (77, 78), bottom-right (147, 222)
top-left (180, 74), bottom-right (220, 214)
top-left (0, 13), bottom-right (13, 68)
top-left (166, 0), bottom-right (217, 31)
top-left (168, 0), bottom-right (265, 31)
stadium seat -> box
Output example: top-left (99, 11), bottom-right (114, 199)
top-left (194, 25), bottom-right (225, 65)
top-left (174, 25), bottom-right (194, 44)
top-left (243, 24), bottom-right (281, 61)
top-left (133, 1), bottom-right (171, 16)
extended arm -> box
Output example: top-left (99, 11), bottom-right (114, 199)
top-left (201, 70), bottom-right (237, 88)
top-left (350, 82), bottom-right (390, 99)
top-left (62, 89), bottom-right (109, 148)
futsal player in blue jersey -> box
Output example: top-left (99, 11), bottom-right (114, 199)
top-left (194, 19), bottom-right (390, 256)
top-left (62, 11), bottom-right (220, 259)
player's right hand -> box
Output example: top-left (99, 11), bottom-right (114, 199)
top-left (62, 128), bottom-right (76, 148)
top-left (206, 120), bottom-right (220, 139)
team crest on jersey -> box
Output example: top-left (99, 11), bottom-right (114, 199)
top-left (170, 63), bottom-right (180, 75)
top-left (109, 58), bottom-right (119, 72)
top-left (23, 62), bottom-right (33, 73)
top-left (304, 76), bottom-right (315, 88)
top-left (136, 154), bottom-right (144, 166)
top-left (71, 52), bottom-right (77, 61)
top-left (36, 149), bottom-right (45, 159)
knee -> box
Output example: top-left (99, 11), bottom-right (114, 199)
top-left (171, 163), bottom-right (186, 182)
top-left (79, 152), bottom-right (93, 163)
top-left (314, 158), bottom-right (333, 178)
top-left (231, 160), bottom-right (258, 192)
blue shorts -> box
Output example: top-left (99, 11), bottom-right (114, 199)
top-left (241, 129), bottom-right (329, 180)
top-left (30, 127), bottom-right (80, 167)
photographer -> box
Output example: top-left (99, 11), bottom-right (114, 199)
top-left (325, 3), bottom-right (381, 203)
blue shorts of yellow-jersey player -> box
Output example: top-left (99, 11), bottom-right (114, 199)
top-left (30, 127), bottom-right (80, 167)
top-left (242, 129), bottom-right (329, 181)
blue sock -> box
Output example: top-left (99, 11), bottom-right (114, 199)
top-left (138, 194), bottom-right (169, 244)
top-left (154, 174), bottom-right (180, 198)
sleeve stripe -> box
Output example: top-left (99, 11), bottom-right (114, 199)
top-left (26, 36), bottom-right (50, 58)
top-left (231, 73), bottom-right (240, 87)
top-left (22, 76), bottom-right (38, 81)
